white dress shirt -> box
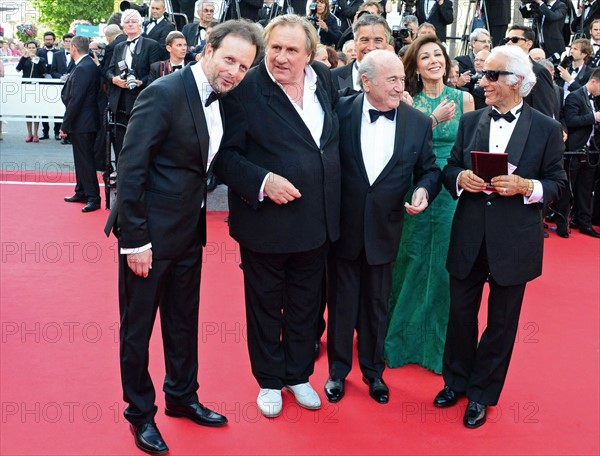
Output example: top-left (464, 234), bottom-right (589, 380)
top-left (360, 97), bottom-right (396, 185)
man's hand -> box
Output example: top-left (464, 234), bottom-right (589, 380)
top-left (458, 169), bottom-right (486, 193)
top-left (58, 129), bottom-right (67, 139)
top-left (491, 174), bottom-right (529, 196)
top-left (127, 249), bottom-right (153, 278)
top-left (405, 187), bottom-right (429, 215)
top-left (112, 76), bottom-right (127, 88)
top-left (264, 173), bottom-right (302, 204)
top-left (401, 91), bottom-right (414, 106)
top-left (557, 65), bottom-right (573, 82)
top-left (457, 71), bottom-right (471, 87)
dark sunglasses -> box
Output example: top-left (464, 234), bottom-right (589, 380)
top-left (480, 69), bottom-right (515, 81)
top-left (501, 36), bottom-right (528, 44)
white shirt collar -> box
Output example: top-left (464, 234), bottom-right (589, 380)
top-left (192, 61), bottom-right (217, 104)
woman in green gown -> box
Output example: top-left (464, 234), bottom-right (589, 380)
top-left (384, 35), bottom-right (474, 373)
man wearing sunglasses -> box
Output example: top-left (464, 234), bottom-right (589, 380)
top-left (519, 0), bottom-right (568, 57)
top-left (502, 25), bottom-right (557, 119)
top-left (433, 45), bottom-right (567, 429)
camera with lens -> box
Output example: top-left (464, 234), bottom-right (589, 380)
top-left (392, 25), bottom-right (410, 40)
top-left (307, 1), bottom-right (318, 26)
top-left (470, 72), bottom-right (483, 84)
top-left (118, 60), bottom-right (138, 91)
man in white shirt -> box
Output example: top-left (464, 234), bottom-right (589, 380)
top-left (104, 20), bottom-right (263, 456)
top-left (325, 49), bottom-right (441, 405)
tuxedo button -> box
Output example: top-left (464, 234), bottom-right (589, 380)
top-left (486, 201), bottom-right (492, 206)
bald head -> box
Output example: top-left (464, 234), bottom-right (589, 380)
top-left (359, 49), bottom-right (405, 111)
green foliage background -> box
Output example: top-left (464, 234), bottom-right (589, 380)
top-left (31, 0), bottom-right (115, 35)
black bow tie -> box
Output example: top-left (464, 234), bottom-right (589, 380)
top-left (172, 64), bottom-right (182, 70)
top-left (369, 108), bottom-right (395, 123)
top-left (149, 18), bottom-right (157, 23)
top-left (205, 91), bottom-right (221, 107)
top-left (126, 37), bottom-right (139, 46)
top-left (489, 109), bottom-right (519, 123)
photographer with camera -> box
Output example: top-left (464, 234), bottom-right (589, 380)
top-left (519, 0), bottom-right (568, 57)
top-left (557, 38), bottom-right (594, 97)
top-left (334, 0), bottom-right (364, 32)
top-left (308, 0), bottom-right (342, 46)
top-left (107, 9), bottom-right (161, 162)
top-left (571, 0), bottom-right (600, 39)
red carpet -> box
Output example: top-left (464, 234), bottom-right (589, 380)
top-left (1, 179), bottom-right (599, 456)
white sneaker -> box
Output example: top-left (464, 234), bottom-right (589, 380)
top-left (284, 382), bottom-right (321, 410)
top-left (257, 388), bottom-right (282, 418)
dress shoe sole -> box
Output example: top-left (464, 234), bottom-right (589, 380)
top-left (129, 426), bottom-right (169, 455)
top-left (164, 408), bottom-right (228, 427)
top-left (283, 386), bottom-right (321, 410)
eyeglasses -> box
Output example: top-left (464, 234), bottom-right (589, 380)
top-left (480, 69), bottom-right (515, 82)
top-left (501, 36), bottom-right (528, 44)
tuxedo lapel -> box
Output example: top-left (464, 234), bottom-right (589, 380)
top-left (505, 103), bottom-right (533, 167)
top-left (181, 66), bottom-right (209, 172)
top-left (351, 93), bottom-right (370, 184)
top-left (472, 107), bottom-right (492, 169)
top-left (313, 66), bottom-right (333, 148)
top-left (259, 63), bottom-right (317, 150)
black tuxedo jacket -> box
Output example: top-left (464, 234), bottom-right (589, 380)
top-left (334, 94), bottom-right (442, 265)
top-left (557, 64), bottom-right (593, 97)
top-left (443, 104), bottom-right (567, 286)
top-left (214, 61), bottom-right (341, 254)
top-left (105, 65), bottom-right (212, 257)
top-left (49, 50), bottom-right (72, 78)
top-left (106, 36), bottom-right (162, 115)
top-left (589, 43), bottom-right (600, 67)
top-left (36, 48), bottom-right (59, 75)
top-left (564, 86), bottom-right (596, 150)
top-left (331, 60), bottom-right (355, 91)
top-left (520, 0), bottom-right (568, 56)
top-left (570, 0), bottom-right (600, 36)
top-left (143, 18), bottom-right (176, 60)
top-left (456, 53), bottom-right (475, 75)
top-left (525, 59), bottom-right (557, 118)
top-left (148, 60), bottom-right (182, 84)
top-left (61, 56), bottom-right (100, 134)
top-left (416, 0), bottom-right (454, 42)
top-left (102, 34), bottom-right (127, 80)
top-left (182, 22), bottom-right (206, 49)
top-left (483, 0), bottom-right (511, 26)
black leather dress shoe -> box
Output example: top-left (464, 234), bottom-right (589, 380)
top-left (324, 377), bottom-right (345, 403)
top-left (362, 376), bottom-right (389, 404)
top-left (39, 134), bottom-right (50, 140)
top-left (165, 402), bottom-right (227, 427)
top-left (556, 223), bottom-right (569, 238)
top-left (64, 194), bottom-right (87, 203)
top-left (580, 227), bottom-right (600, 238)
top-left (54, 133), bottom-right (61, 140)
top-left (130, 422), bottom-right (168, 455)
top-left (463, 400), bottom-right (487, 429)
top-left (434, 385), bottom-right (462, 407)
top-left (82, 200), bottom-right (101, 213)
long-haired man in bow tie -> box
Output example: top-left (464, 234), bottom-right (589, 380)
top-left (433, 45), bottom-right (567, 429)
top-left (104, 20), bottom-right (264, 456)
top-left (325, 49), bottom-right (441, 406)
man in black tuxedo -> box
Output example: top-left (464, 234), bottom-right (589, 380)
top-left (106, 9), bottom-right (161, 162)
top-left (557, 38), bottom-right (594, 98)
top-left (214, 14), bottom-right (340, 419)
top-left (37, 31), bottom-right (62, 141)
top-left (559, 68), bottom-right (600, 237)
top-left (143, 0), bottom-right (176, 60)
top-left (587, 19), bottom-right (600, 66)
top-left (456, 28), bottom-right (491, 75)
top-left (520, 0), bottom-right (568, 57)
top-left (324, 50), bottom-right (441, 405)
top-left (415, 0), bottom-right (454, 42)
top-left (503, 25), bottom-right (557, 118)
top-left (104, 21), bottom-right (263, 455)
top-left (51, 33), bottom-right (75, 78)
top-left (571, 0), bottom-right (600, 38)
top-left (148, 31), bottom-right (187, 84)
top-left (182, 1), bottom-right (216, 57)
top-left (433, 46), bottom-right (567, 429)
top-left (331, 13), bottom-right (391, 92)
top-left (60, 36), bottom-right (101, 213)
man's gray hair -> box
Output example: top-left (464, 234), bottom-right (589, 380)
top-left (121, 9), bottom-right (143, 25)
top-left (353, 14), bottom-right (391, 42)
top-left (489, 46), bottom-right (537, 97)
top-left (403, 14), bottom-right (418, 26)
top-left (70, 35), bottom-right (89, 54)
top-left (470, 27), bottom-right (490, 44)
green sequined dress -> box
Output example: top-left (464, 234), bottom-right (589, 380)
top-left (384, 85), bottom-right (464, 373)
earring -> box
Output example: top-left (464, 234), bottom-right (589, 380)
top-left (417, 73), bottom-right (420, 82)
